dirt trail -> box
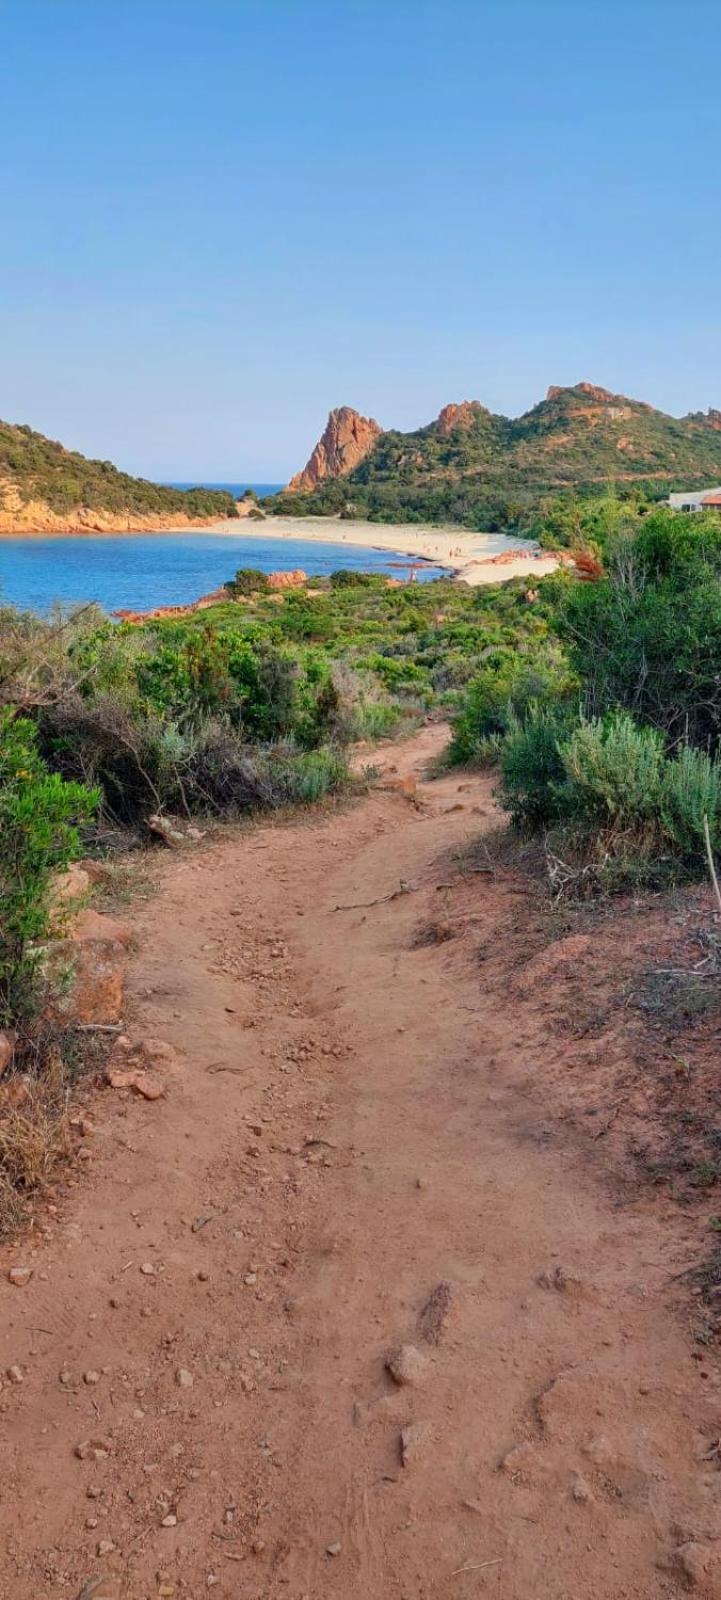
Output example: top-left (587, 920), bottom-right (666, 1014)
top-left (2, 723), bottom-right (721, 1599)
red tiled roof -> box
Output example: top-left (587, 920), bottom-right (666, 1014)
top-left (701, 493), bottom-right (721, 506)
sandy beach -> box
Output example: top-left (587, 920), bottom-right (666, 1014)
top-left (226, 513), bottom-right (560, 586)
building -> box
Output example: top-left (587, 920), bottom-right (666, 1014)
top-left (668, 487), bottom-right (721, 512)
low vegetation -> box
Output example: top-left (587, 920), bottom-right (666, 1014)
top-left (0, 418), bottom-right (237, 520)
top-left (449, 504), bottom-right (721, 894)
top-left (2, 494), bottom-right (721, 1230)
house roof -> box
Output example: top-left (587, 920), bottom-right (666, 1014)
top-left (701, 492), bottom-right (721, 506)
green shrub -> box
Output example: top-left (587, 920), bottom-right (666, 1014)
top-left (225, 568), bottom-right (270, 596)
top-left (659, 746), bottom-right (721, 859)
top-left (449, 649), bottom-right (569, 765)
top-left (0, 712), bottom-right (98, 1023)
top-left (559, 713), bottom-right (663, 825)
top-left (498, 706), bottom-right (575, 828)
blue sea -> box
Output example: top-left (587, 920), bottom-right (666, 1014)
top-left (167, 481), bottom-right (284, 498)
top-left (0, 530), bottom-right (446, 617)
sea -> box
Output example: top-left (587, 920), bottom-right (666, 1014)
top-left (0, 485), bottom-right (446, 616)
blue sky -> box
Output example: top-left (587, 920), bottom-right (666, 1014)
top-left (1, 0), bottom-right (719, 480)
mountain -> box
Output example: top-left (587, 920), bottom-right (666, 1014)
top-left (0, 420), bottom-right (238, 534)
top-left (287, 405), bottom-right (383, 491)
top-left (275, 384), bottom-right (721, 529)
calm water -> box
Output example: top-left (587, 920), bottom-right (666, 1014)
top-left (167, 482), bottom-right (283, 498)
top-left (0, 532), bottom-right (446, 616)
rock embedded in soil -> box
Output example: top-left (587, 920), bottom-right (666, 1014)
top-left (386, 1344), bottom-right (428, 1387)
top-left (417, 1280), bottom-right (455, 1345)
top-left (175, 1368), bottom-right (194, 1388)
top-left (400, 1422), bottom-right (429, 1466)
top-left (8, 1267), bottom-right (32, 1287)
top-left (75, 1437), bottom-right (112, 1461)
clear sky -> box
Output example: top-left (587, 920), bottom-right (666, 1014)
top-left (1, 0), bottom-right (720, 481)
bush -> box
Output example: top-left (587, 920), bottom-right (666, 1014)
top-left (449, 648), bottom-right (570, 765)
top-left (559, 713), bottom-right (663, 826)
top-left (499, 706), bottom-right (575, 829)
top-left (558, 509), bottom-right (721, 748)
top-left (225, 568), bottom-right (270, 597)
top-left (0, 712), bottom-right (98, 1022)
top-left (659, 746), bottom-right (721, 859)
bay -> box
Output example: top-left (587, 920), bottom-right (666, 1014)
top-left (0, 531), bottom-right (446, 617)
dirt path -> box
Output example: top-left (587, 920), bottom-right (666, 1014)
top-left (2, 723), bottom-right (721, 1599)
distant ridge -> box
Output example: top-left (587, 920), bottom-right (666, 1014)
top-left (0, 420), bottom-right (238, 535)
top-left (276, 384), bottom-right (721, 527)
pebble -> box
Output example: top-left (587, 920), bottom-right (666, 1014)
top-left (76, 1437), bottom-right (112, 1461)
top-left (386, 1344), bottom-right (428, 1388)
top-left (97, 1540), bottom-right (116, 1556)
top-left (7, 1365), bottom-right (24, 1385)
top-left (161, 1513), bottom-right (178, 1527)
top-left (400, 1422), bottom-right (429, 1466)
top-left (8, 1267), bottom-right (32, 1287)
top-left (175, 1368), bottom-right (194, 1388)
top-left (84, 1370), bottom-right (101, 1386)
top-left (140, 1263), bottom-right (156, 1276)
top-left (326, 1542), bottom-right (342, 1557)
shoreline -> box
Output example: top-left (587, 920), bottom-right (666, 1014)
top-left (211, 513), bottom-right (560, 587)
top-left (0, 513), bottom-right (559, 587)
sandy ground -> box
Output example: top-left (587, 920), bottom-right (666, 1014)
top-left (226, 514), bottom-right (560, 586)
top-left (2, 725), bottom-right (720, 1599)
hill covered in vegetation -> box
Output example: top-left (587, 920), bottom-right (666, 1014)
top-left (0, 419), bottom-right (238, 532)
top-left (270, 384), bottom-right (721, 530)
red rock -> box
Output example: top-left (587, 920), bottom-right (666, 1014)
top-left (267, 569), bottom-right (308, 590)
top-left (47, 863), bottom-right (90, 931)
top-left (286, 406), bottom-right (382, 491)
top-left (45, 937), bottom-right (125, 1025)
top-left (435, 401), bottom-right (488, 436)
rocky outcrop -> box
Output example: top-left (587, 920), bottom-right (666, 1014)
top-left (268, 569), bottom-right (307, 589)
top-left (435, 401), bottom-right (487, 436)
top-left (286, 407), bottom-right (382, 492)
top-left (545, 381), bottom-right (656, 414)
top-left (0, 492), bottom-right (236, 537)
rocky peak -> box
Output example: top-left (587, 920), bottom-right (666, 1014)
top-left (435, 401), bottom-right (488, 437)
top-left (545, 381), bottom-right (656, 414)
top-left (286, 406), bottom-right (383, 492)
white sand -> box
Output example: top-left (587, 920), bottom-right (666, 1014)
top-left (212, 514), bottom-right (559, 587)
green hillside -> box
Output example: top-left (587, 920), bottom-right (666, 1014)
top-left (270, 384), bottom-right (721, 530)
top-left (0, 420), bottom-right (237, 522)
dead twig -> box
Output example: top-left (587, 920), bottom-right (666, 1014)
top-left (333, 880), bottom-right (418, 912)
top-left (451, 1558), bottom-right (503, 1575)
top-left (704, 813), bottom-right (721, 919)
